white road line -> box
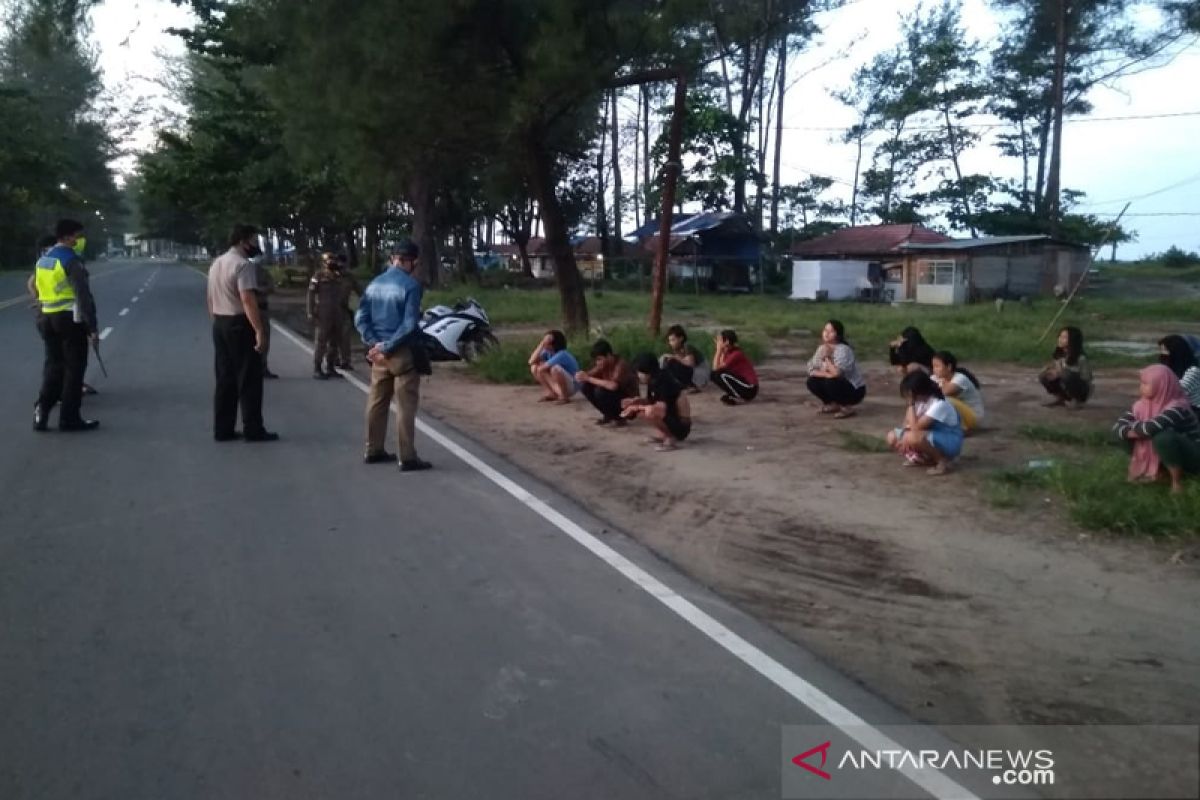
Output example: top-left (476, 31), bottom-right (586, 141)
top-left (119, 308), bottom-right (129, 316)
top-left (99, 327), bottom-right (113, 341)
top-left (267, 320), bottom-right (976, 800)
top-left (131, 296), bottom-right (139, 303)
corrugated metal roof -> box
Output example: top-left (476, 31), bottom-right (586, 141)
top-left (627, 211), bottom-right (752, 241)
top-left (899, 235), bottom-right (1052, 250)
top-left (791, 224), bottom-right (952, 256)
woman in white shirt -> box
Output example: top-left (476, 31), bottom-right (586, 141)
top-left (931, 350), bottom-right (984, 432)
top-left (886, 371), bottom-right (964, 476)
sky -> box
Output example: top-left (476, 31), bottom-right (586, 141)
top-left (90, 0), bottom-right (1200, 258)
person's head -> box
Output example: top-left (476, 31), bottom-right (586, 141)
top-left (1157, 335), bottom-right (1196, 379)
top-left (544, 329), bottom-right (567, 353)
top-left (632, 352), bottom-right (660, 384)
top-left (229, 224), bottom-right (260, 257)
top-left (718, 329), bottom-right (739, 349)
top-left (54, 219), bottom-right (86, 255)
top-left (321, 251), bottom-right (338, 271)
top-left (1139, 363), bottom-right (1187, 405)
top-left (666, 324), bottom-right (688, 351)
top-left (900, 369), bottom-right (943, 403)
top-left (1057, 326), bottom-right (1084, 363)
top-left (590, 339), bottom-right (616, 367)
top-left (822, 319), bottom-right (846, 345)
top-left (37, 234), bottom-right (57, 255)
top-left (900, 326), bottom-right (927, 346)
top-left (392, 240), bottom-right (419, 272)
top-left (931, 350), bottom-right (956, 381)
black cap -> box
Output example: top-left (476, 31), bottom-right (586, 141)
top-left (392, 240), bottom-right (419, 260)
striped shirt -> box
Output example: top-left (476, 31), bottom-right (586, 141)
top-left (1113, 405), bottom-right (1200, 444)
top-left (808, 343), bottom-right (866, 389)
top-left (1180, 366), bottom-right (1200, 410)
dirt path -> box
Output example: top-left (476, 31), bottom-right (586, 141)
top-left (417, 349), bottom-right (1200, 781)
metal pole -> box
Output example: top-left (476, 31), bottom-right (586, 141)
top-left (1037, 202), bottom-right (1131, 343)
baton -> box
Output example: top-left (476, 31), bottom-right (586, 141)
top-left (91, 338), bottom-right (109, 378)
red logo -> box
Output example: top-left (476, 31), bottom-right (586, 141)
top-left (792, 741), bottom-right (833, 780)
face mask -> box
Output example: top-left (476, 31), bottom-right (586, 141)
top-left (72, 236), bottom-right (87, 256)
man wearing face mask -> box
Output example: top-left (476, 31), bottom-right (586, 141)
top-left (32, 219), bottom-right (100, 432)
top-left (206, 224), bottom-right (278, 442)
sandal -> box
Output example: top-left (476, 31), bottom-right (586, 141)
top-left (655, 441), bottom-right (678, 452)
top-left (538, 394), bottom-right (557, 402)
top-left (833, 409), bottom-right (857, 419)
top-left (817, 405), bottom-right (836, 415)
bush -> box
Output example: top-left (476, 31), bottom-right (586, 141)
top-left (1153, 246), bottom-right (1200, 269)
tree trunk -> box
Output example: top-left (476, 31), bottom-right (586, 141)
top-left (1033, 109), bottom-right (1052, 215)
top-left (642, 86), bottom-right (652, 228)
top-left (1018, 118), bottom-right (1031, 209)
top-left (650, 74), bottom-right (687, 336)
top-left (527, 138), bottom-right (589, 332)
top-left (365, 218), bottom-right (380, 274)
top-left (457, 221), bottom-right (478, 284)
top-left (940, 97), bottom-right (976, 236)
top-left (1043, 0), bottom-right (1070, 233)
top-left (344, 226), bottom-right (360, 269)
top-left (596, 103), bottom-right (609, 256)
top-left (517, 237), bottom-right (534, 278)
top-left (610, 89), bottom-right (624, 255)
top-left (408, 175), bottom-right (439, 287)
top-left (850, 128), bottom-right (864, 226)
top-left (770, 35), bottom-right (787, 235)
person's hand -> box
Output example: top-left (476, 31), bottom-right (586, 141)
top-left (620, 397), bottom-right (637, 409)
top-left (89, 332), bottom-right (100, 346)
top-left (575, 371), bottom-right (587, 384)
top-left (254, 331), bottom-right (266, 353)
top-left (1125, 429), bottom-right (1141, 441)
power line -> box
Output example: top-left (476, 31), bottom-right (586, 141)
top-left (1076, 170), bottom-right (1200, 207)
top-left (780, 109), bottom-right (1200, 133)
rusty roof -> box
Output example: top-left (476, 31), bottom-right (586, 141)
top-left (791, 224), bottom-right (952, 257)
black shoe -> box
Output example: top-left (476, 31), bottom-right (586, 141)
top-left (264, 370), bottom-right (280, 380)
top-left (339, 363), bottom-right (355, 371)
top-left (613, 418), bottom-right (628, 428)
top-left (243, 431), bottom-right (280, 442)
top-left (364, 451), bottom-right (397, 464)
top-left (313, 371), bottom-right (328, 380)
top-left (325, 370), bottom-right (344, 379)
top-left (214, 431), bottom-right (243, 442)
top-left (59, 419), bottom-right (100, 432)
top-left (82, 383), bottom-right (99, 396)
top-left (399, 458), bottom-right (433, 472)
top-left (33, 405), bottom-right (48, 432)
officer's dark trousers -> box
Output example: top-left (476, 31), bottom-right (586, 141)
top-left (37, 311), bottom-right (89, 425)
top-left (313, 314), bottom-right (341, 372)
top-left (213, 314), bottom-right (265, 437)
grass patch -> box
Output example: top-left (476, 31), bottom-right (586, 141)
top-left (985, 454), bottom-right (1200, 536)
top-left (1100, 263), bottom-right (1200, 282)
top-left (984, 466), bottom-right (1053, 509)
top-left (836, 430), bottom-right (891, 453)
top-left (1017, 424), bottom-right (1111, 449)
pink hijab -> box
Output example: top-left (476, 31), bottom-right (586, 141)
top-left (1129, 364), bottom-right (1191, 479)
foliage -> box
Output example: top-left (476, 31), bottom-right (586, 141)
top-left (1150, 246), bottom-right (1200, 268)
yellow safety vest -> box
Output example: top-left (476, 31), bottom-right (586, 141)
top-left (34, 254), bottom-right (76, 314)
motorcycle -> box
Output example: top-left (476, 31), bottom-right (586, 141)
top-left (418, 297), bottom-right (499, 363)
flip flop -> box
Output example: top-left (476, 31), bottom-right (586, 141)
top-left (655, 442), bottom-right (678, 452)
top-left (833, 409), bottom-right (857, 419)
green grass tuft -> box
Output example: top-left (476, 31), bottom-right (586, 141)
top-left (1017, 424), bottom-right (1112, 449)
top-left (836, 430), bottom-right (891, 453)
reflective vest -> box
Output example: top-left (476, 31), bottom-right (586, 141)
top-left (34, 252), bottom-right (76, 314)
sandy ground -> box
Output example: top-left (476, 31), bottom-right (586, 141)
top-left (275, 293), bottom-right (1200, 790)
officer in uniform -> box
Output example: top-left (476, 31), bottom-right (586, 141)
top-left (32, 219), bottom-right (100, 432)
top-left (307, 252), bottom-right (351, 379)
top-left (334, 255), bottom-right (362, 370)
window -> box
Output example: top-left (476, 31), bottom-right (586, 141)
top-left (921, 259), bottom-right (960, 285)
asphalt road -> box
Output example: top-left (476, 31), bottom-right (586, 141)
top-left (0, 260), bottom-right (994, 800)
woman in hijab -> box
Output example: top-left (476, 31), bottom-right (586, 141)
top-left (1157, 335), bottom-right (1200, 411)
top-left (888, 326), bottom-right (935, 375)
top-left (1112, 364), bottom-right (1200, 494)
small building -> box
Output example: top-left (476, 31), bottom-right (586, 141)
top-left (791, 225), bottom-right (1091, 305)
top-left (630, 211), bottom-right (762, 290)
top-left (897, 236), bottom-right (1090, 304)
top-left (524, 236), bottom-right (605, 279)
top-left (790, 224), bottom-right (952, 302)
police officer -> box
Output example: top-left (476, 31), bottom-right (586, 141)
top-left (207, 224), bottom-right (277, 442)
top-left (28, 234), bottom-right (98, 400)
top-left (334, 255), bottom-right (361, 370)
top-left (33, 219), bottom-right (100, 432)
top-left (308, 252), bottom-right (350, 379)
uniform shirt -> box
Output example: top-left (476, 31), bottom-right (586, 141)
top-left (355, 265), bottom-right (423, 354)
top-left (207, 247), bottom-right (258, 316)
top-left (39, 244), bottom-right (98, 332)
top-left (307, 269), bottom-right (348, 319)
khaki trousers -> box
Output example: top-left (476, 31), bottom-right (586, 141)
top-left (365, 346), bottom-right (421, 461)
